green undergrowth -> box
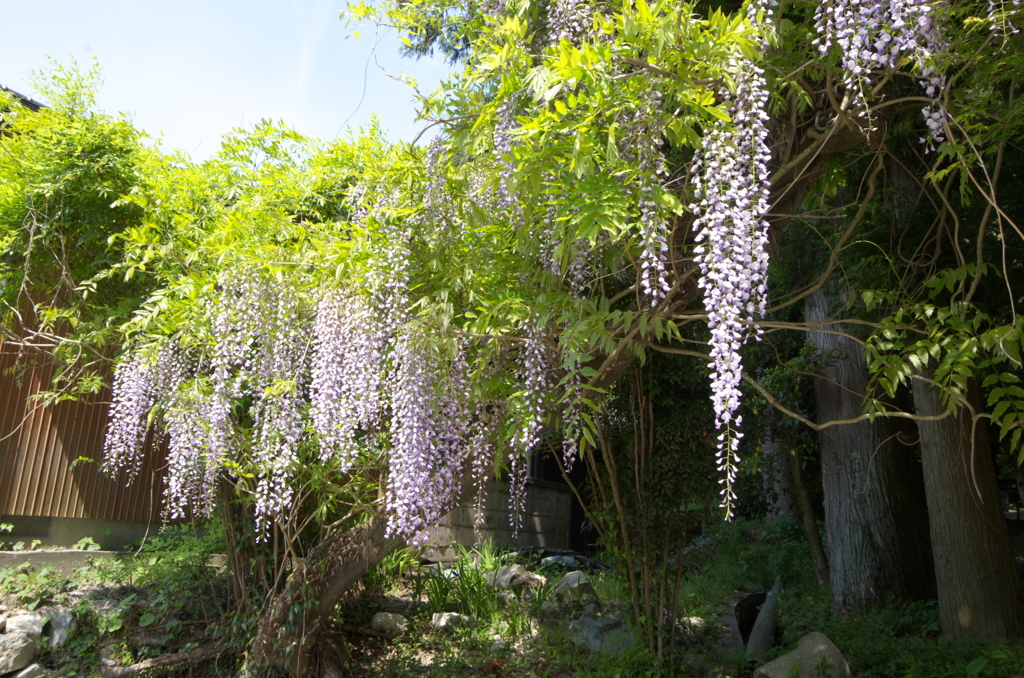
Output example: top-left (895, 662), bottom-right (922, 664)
top-left (4, 518), bottom-right (1024, 676)
top-left (687, 516), bottom-right (1024, 678)
top-left (346, 541), bottom-right (663, 677)
top-left (350, 520), bottom-right (1024, 678)
top-left (0, 522), bottom-right (236, 677)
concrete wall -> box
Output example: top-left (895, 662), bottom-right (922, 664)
top-left (1, 514), bottom-right (156, 551)
top-left (422, 478), bottom-right (573, 561)
top-left (3, 478), bottom-right (575, 557)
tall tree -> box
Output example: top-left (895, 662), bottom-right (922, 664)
top-left (807, 285), bottom-right (935, 610)
top-left (912, 375), bottom-right (1023, 639)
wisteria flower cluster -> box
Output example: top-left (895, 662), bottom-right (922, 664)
top-left (493, 98), bottom-right (524, 225)
top-left (691, 62), bottom-right (772, 517)
top-left (469, 402), bottom-right (505, 529)
top-left (620, 89), bottom-right (672, 304)
top-left (310, 289), bottom-right (385, 468)
top-left (509, 314), bottom-right (556, 530)
top-left (386, 333), bottom-right (471, 543)
top-left (988, 0), bottom-right (1022, 34)
top-left (812, 0), bottom-right (950, 150)
top-left (102, 348), bottom-right (168, 482)
top-left (547, 0), bottom-right (594, 45)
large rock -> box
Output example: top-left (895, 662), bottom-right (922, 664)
top-left (553, 571), bottom-right (598, 604)
top-left (0, 633), bottom-right (37, 674)
top-left (14, 664), bottom-right (49, 678)
top-left (431, 612), bottom-right (477, 631)
top-left (568, 614), bottom-right (634, 656)
top-left (47, 608), bottom-right (76, 648)
top-left (485, 565), bottom-right (547, 594)
top-left (0, 615), bottom-right (6, 632)
top-left (753, 632), bottom-right (851, 678)
top-left (370, 612), bottom-right (408, 636)
top-left (6, 613), bottom-right (46, 641)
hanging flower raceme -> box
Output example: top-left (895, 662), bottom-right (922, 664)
top-left (547, 0), bottom-right (594, 45)
top-left (102, 353), bottom-right (156, 481)
top-left (812, 0), bottom-right (950, 150)
top-left (691, 2), bottom-right (774, 519)
top-left (386, 334), bottom-right (471, 543)
top-left (621, 90), bottom-right (672, 305)
top-left (310, 289), bottom-right (385, 468)
top-left (469, 402), bottom-right (505, 529)
top-left (510, 314), bottom-right (555, 531)
top-left (249, 280), bottom-right (310, 535)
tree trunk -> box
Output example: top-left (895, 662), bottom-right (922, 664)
top-left (912, 374), bottom-right (1024, 640)
top-left (762, 427), bottom-right (794, 517)
top-left (806, 288), bottom-right (936, 610)
top-left (250, 511), bottom-right (402, 676)
top-left (788, 445), bottom-right (831, 588)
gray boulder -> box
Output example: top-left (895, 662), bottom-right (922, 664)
top-left (535, 600), bottom-right (562, 620)
top-left (753, 632), bottom-right (851, 678)
top-left (485, 564), bottom-right (547, 593)
top-left (14, 664), bottom-right (50, 678)
top-left (6, 613), bottom-right (46, 641)
top-left (553, 571), bottom-right (598, 604)
top-left (46, 608), bottom-right (76, 648)
top-left (569, 614), bottom-right (634, 656)
top-left (0, 633), bottom-right (37, 674)
top-left (369, 611), bottom-right (408, 636)
top-left (431, 612), bottom-right (477, 631)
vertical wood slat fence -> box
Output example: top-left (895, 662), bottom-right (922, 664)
top-left (1, 340), bottom-right (165, 522)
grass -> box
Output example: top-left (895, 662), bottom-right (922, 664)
top-left (5, 518), bottom-right (1024, 676)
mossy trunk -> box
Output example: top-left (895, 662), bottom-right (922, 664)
top-left (912, 374), bottom-right (1023, 640)
top-left (807, 287), bottom-right (936, 610)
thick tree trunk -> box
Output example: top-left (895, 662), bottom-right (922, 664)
top-left (250, 511), bottom-right (402, 676)
top-left (806, 288), bottom-right (936, 610)
top-left (911, 374), bottom-right (1024, 640)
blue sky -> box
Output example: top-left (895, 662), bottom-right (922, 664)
top-left (1, 1), bottom-right (453, 160)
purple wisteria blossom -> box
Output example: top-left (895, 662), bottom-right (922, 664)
top-left (510, 314), bottom-right (555, 531)
top-left (813, 0), bottom-right (950, 150)
top-left (310, 289), bottom-right (385, 467)
top-left (547, 0), bottom-right (594, 45)
top-left (386, 334), bottom-right (471, 543)
top-left (691, 1), bottom-right (775, 518)
top-left (102, 350), bottom-right (161, 481)
top-left (622, 90), bottom-right (672, 304)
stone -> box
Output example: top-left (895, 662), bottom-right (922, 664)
top-left (753, 632), bottom-right (851, 678)
top-left (680, 616), bottom-right (705, 630)
top-left (0, 615), bottom-right (6, 633)
top-left (602, 600), bottom-right (627, 621)
top-left (369, 611), bottom-right (408, 636)
top-left (540, 554), bottom-right (577, 568)
top-left (535, 601), bottom-right (561, 619)
top-left (46, 608), bottom-right (76, 648)
top-left (485, 564), bottom-right (547, 593)
top-left (0, 633), bottom-right (36, 674)
top-left (14, 664), bottom-right (49, 678)
top-left (6, 613), bottom-right (46, 641)
top-left (568, 614), bottom-right (635, 656)
top-left (490, 639), bottom-right (507, 652)
top-left (431, 612), bottom-right (477, 631)
top-left (553, 571), bottom-right (598, 604)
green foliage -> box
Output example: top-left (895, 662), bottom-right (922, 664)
top-left (73, 536), bottom-right (102, 551)
top-left (0, 563), bottom-right (67, 610)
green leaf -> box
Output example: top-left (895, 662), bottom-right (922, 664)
top-left (139, 612), bottom-right (156, 627)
